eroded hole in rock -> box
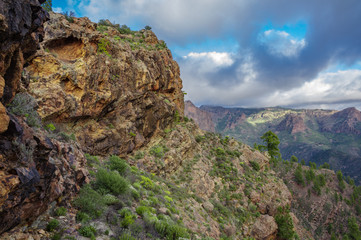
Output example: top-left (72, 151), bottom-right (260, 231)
top-left (45, 37), bottom-right (84, 62)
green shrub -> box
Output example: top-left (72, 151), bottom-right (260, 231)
top-left (45, 123), bottom-right (56, 132)
top-left (8, 93), bottom-right (42, 127)
top-left (95, 168), bottom-right (129, 195)
top-left (144, 25), bottom-right (152, 30)
top-left (76, 211), bottom-right (91, 223)
top-left (121, 214), bottom-right (135, 228)
top-left (46, 219), bottom-right (59, 232)
top-left (103, 194), bottom-right (120, 205)
top-left (134, 151), bottom-right (144, 160)
top-left (118, 24), bottom-right (133, 34)
top-left (78, 225), bottom-right (96, 238)
top-left (73, 185), bottom-right (106, 218)
top-left (108, 155), bottom-right (129, 175)
top-left (63, 11), bottom-right (75, 23)
top-left (275, 206), bottom-right (296, 239)
top-left (290, 155), bottom-right (298, 163)
top-left (119, 232), bottom-right (136, 240)
top-left (140, 175), bottom-right (154, 189)
top-left (250, 161), bottom-right (260, 171)
top-left (55, 206), bottom-right (67, 216)
top-left (51, 233), bottom-right (62, 240)
top-left (97, 38), bottom-right (111, 57)
top-left (136, 206), bottom-right (155, 216)
top-left (150, 145), bottom-right (168, 158)
top-left (84, 153), bottom-right (100, 167)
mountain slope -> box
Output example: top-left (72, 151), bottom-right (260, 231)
top-left (186, 103), bottom-right (361, 184)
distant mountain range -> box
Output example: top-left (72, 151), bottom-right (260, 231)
top-left (185, 100), bottom-right (361, 183)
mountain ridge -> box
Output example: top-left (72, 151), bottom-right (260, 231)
top-left (185, 101), bottom-right (361, 184)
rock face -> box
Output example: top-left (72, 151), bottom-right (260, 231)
top-left (0, 114), bottom-right (88, 234)
top-left (276, 114), bottom-right (307, 134)
top-left (0, 0), bottom-right (48, 133)
top-left (25, 12), bottom-right (184, 156)
top-left (0, 1), bottom-right (89, 235)
top-left (184, 100), bottom-right (215, 131)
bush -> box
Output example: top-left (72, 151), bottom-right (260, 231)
top-left (118, 24), bottom-right (133, 34)
top-left (108, 155), bottom-right (129, 175)
top-left (119, 232), bottom-right (136, 240)
top-left (8, 93), bottom-right (42, 127)
top-left (121, 214), bottom-right (135, 228)
top-left (103, 194), bottom-right (120, 205)
top-left (97, 38), bottom-right (111, 57)
top-left (55, 206), bottom-right (67, 216)
top-left (46, 219), bottom-right (59, 232)
top-left (275, 206), bottom-right (296, 239)
top-left (136, 206), bottom-right (155, 216)
top-left (150, 145), bottom-right (168, 158)
top-left (144, 25), bottom-right (152, 30)
top-left (76, 211), bottom-right (91, 223)
top-left (84, 153), bottom-right (100, 167)
top-left (250, 161), bottom-right (260, 171)
top-left (290, 155), bottom-right (298, 163)
top-left (78, 225), bottom-right (96, 238)
top-left (140, 175), bottom-right (154, 189)
top-left (73, 185), bottom-right (106, 218)
top-left (95, 168), bottom-right (129, 195)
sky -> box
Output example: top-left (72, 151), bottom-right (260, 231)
top-left (52, 0), bottom-right (361, 110)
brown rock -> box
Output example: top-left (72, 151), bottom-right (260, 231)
top-left (0, 115), bottom-right (88, 234)
top-left (0, 103), bottom-right (9, 133)
top-left (251, 215), bottom-right (278, 240)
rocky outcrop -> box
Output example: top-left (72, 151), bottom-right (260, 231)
top-left (276, 113), bottom-right (307, 134)
top-left (184, 100), bottom-right (215, 131)
top-left (0, 114), bottom-right (88, 234)
top-left (0, 0), bottom-right (48, 133)
top-left (24, 12), bottom-right (184, 156)
top-left (251, 214), bottom-right (277, 240)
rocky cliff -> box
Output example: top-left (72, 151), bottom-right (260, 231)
top-left (0, 0), bottom-right (88, 235)
top-left (184, 100), bottom-right (215, 131)
top-left (24, 12), bottom-right (184, 157)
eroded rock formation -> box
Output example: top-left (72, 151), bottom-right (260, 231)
top-left (25, 12), bottom-right (184, 156)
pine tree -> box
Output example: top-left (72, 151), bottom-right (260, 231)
top-left (260, 130), bottom-right (281, 162)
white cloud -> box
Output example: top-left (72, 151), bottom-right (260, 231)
top-left (184, 52), bottom-right (234, 68)
top-left (264, 69), bottom-right (361, 108)
top-left (258, 29), bottom-right (307, 58)
top-left (52, 7), bottom-right (63, 13)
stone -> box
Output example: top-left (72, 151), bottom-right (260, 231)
top-left (0, 103), bottom-right (9, 133)
top-left (251, 215), bottom-right (278, 240)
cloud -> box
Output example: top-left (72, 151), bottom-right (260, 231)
top-left (52, 7), bottom-right (63, 13)
top-left (258, 30), bottom-right (306, 58)
top-left (73, 0), bottom-right (361, 109)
